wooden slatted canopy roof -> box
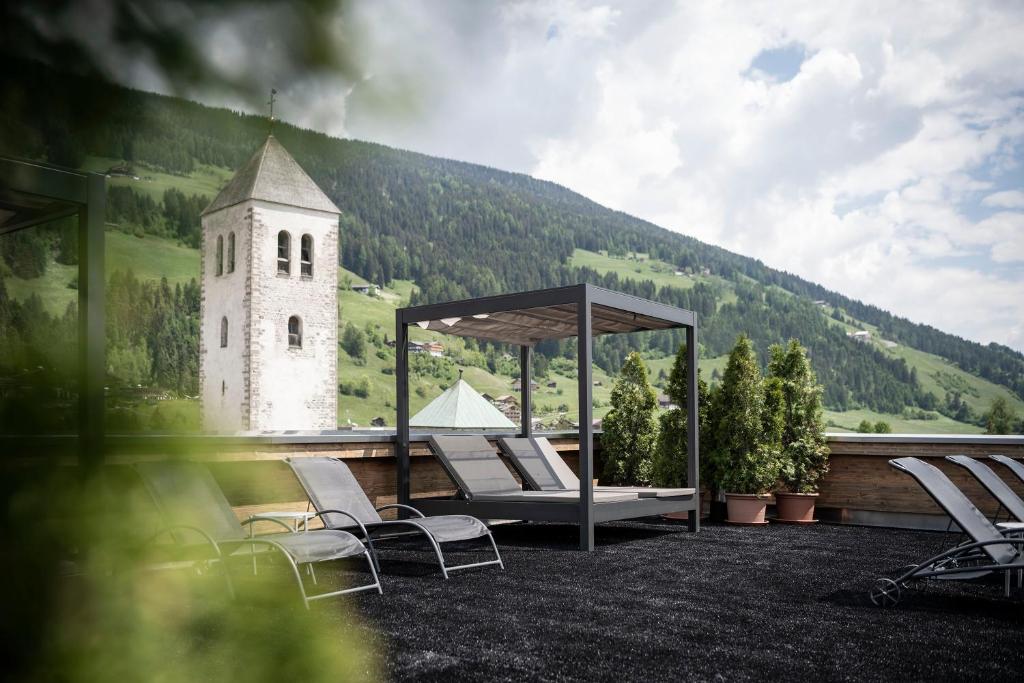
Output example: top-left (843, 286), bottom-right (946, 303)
top-left (401, 284), bottom-right (693, 345)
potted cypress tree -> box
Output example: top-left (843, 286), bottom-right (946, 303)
top-left (708, 335), bottom-right (783, 525)
top-left (652, 343), bottom-right (711, 519)
top-left (768, 340), bottom-right (830, 522)
top-left (601, 352), bottom-right (658, 485)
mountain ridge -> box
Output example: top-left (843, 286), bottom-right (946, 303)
top-left (1, 60), bottom-right (1021, 428)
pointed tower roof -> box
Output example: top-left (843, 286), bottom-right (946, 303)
top-left (410, 377), bottom-right (517, 430)
top-left (202, 135), bottom-right (340, 216)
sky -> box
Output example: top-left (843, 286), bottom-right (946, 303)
top-left (90, 1), bottom-right (1024, 351)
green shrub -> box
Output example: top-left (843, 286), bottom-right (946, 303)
top-left (768, 340), bottom-right (830, 493)
top-left (601, 352), bottom-right (658, 485)
top-left (707, 335), bottom-right (782, 494)
top-left (652, 343), bottom-right (710, 488)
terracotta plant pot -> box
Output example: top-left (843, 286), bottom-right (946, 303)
top-left (725, 493), bottom-right (771, 525)
top-left (774, 492), bottom-right (818, 523)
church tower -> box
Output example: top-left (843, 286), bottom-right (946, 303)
top-left (199, 136), bottom-right (340, 431)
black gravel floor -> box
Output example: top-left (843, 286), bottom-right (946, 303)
top-left (321, 520), bottom-right (1023, 682)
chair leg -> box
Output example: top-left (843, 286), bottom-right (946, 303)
top-left (363, 530), bottom-right (382, 574)
top-left (487, 531), bottom-right (505, 570)
top-left (422, 531), bottom-right (450, 579)
top-left (365, 549), bottom-right (383, 595)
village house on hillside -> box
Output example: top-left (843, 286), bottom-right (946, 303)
top-left (489, 394), bottom-right (521, 423)
top-left (512, 378), bottom-right (540, 392)
top-left (408, 340), bottom-right (444, 357)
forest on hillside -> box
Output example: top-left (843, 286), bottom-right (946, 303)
top-left (1, 60), bottom-right (1022, 427)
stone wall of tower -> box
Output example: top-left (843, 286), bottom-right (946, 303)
top-left (199, 203), bottom-right (252, 431)
top-left (247, 200), bottom-right (339, 430)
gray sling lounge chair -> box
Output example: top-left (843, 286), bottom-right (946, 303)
top-left (990, 454), bottom-right (1024, 486)
top-left (429, 435), bottom-right (638, 503)
top-left (135, 460), bottom-right (382, 608)
top-left (499, 437), bottom-right (695, 499)
top-left (286, 457), bottom-right (503, 579)
top-left (869, 457), bottom-right (1024, 607)
top-left (945, 455), bottom-right (1024, 524)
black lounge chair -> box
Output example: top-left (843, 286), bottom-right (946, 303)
top-left (428, 435), bottom-right (638, 503)
top-left (498, 436), bottom-right (695, 499)
top-left (945, 455), bottom-right (1024, 525)
top-left (869, 457), bottom-right (1024, 607)
top-left (286, 456), bottom-right (504, 579)
top-left (136, 460), bottom-right (382, 608)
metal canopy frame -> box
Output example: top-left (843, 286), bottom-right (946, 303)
top-left (0, 157), bottom-right (106, 467)
top-left (395, 283), bottom-right (699, 551)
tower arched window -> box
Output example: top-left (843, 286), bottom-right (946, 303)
top-left (288, 316), bottom-right (302, 348)
top-left (300, 234), bottom-right (313, 277)
top-left (215, 235), bottom-right (224, 276)
top-left (277, 231), bottom-right (291, 274)
top-left (227, 232), bottom-right (235, 274)
top-left (220, 317), bottom-right (228, 348)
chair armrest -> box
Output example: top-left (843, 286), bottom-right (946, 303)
top-left (312, 509), bottom-right (374, 541)
top-left (241, 517), bottom-right (297, 534)
top-left (144, 524), bottom-right (225, 560)
top-left (375, 503), bottom-right (426, 518)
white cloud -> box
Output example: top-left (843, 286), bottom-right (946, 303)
top-left (105, 0), bottom-right (1024, 351)
top-left (983, 190), bottom-right (1024, 209)
top-left (447, 0), bottom-right (1024, 351)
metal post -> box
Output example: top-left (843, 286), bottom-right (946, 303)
top-left (577, 289), bottom-right (594, 551)
top-left (395, 314), bottom-right (410, 509)
top-left (686, 321), bottom-right (700, 532)
top-left (79, 173), bottom-right (105, 470)
top-left (520, 345), bottom-right (532, 437)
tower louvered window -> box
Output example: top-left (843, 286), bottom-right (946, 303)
top-left (300, 234), bottom-right (313, 277)
top-left (277, 231), bottom-right (291, 274)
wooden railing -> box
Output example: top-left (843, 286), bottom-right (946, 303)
top-left (20, 431), bottom-right (1024, 530)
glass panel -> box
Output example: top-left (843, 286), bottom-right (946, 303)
top-left (0, 217), bottom-right (80, 436)
top-left (104, 181), bottom-right (202, 434)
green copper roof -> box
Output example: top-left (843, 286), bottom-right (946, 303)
top-left (202, 135), bottom-right (340, 216)
top-left (410, 378), bottom-right (517, 430)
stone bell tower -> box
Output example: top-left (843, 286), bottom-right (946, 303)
top-left (199, 135), bottom-right (340, 431)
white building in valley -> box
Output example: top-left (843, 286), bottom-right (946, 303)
top-left (199, 135), bottom-right (340, 431)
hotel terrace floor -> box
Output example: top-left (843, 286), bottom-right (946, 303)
top-left (267, 520), bottom-right (1020, 681)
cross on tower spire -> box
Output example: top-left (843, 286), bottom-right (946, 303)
top-left (267, 88), bottom-right (278, 133)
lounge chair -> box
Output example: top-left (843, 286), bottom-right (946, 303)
top-left (498, 436), bottom-right (695, 499)
top-left (135, 460), bottom-right (382, 608)
top-left (945, 455), bottom-right (1024, 524)
top-left (286, 456), bottom-right (503, 579)
top-left (429, 435), bottom-right (639, 503)
top-left (869, 457), bottom-right (1024, 607)
top-left (990, 454), bottom-right (1024, 486)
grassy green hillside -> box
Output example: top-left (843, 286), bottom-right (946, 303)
top-left (8, 219), bottom-right (1011, 433)
top-left (5, 230), bottom-right (201, 316)
top-left (571, 247), bottom-right (1022, 433)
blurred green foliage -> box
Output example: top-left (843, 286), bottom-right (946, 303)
top-left (1, 458), bottom-right (377, 681)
